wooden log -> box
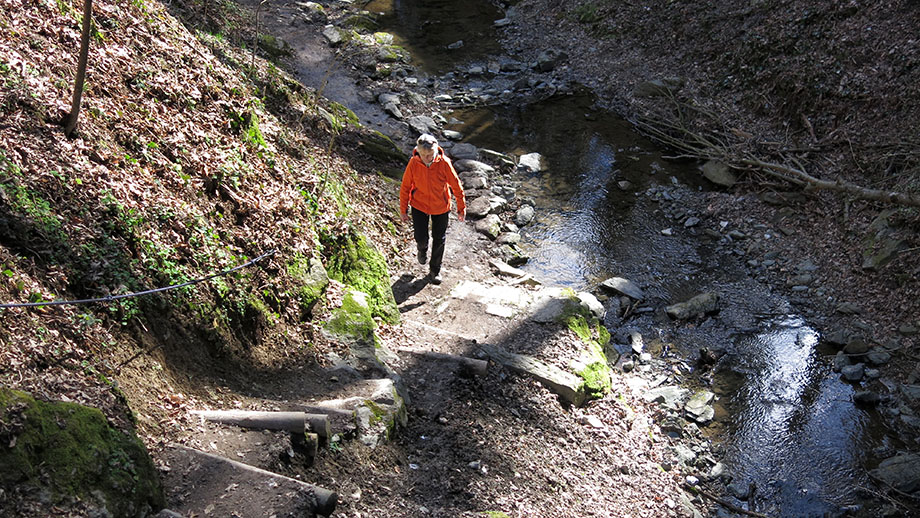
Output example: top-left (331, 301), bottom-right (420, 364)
top-left (191, 410), bottom-right (331, 440)
top-left (480, 344), bottom-right (587, 406)
top-left (397, 348), bottom-right (489, 376)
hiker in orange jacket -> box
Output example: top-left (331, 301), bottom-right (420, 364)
top-left (399, 134), bottom-right (466, 285)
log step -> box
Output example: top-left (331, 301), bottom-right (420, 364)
top-left (161, 444), bottom-right (337, 517)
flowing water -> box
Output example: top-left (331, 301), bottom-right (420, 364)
top-left (251, 0), bottom-right (889, 515)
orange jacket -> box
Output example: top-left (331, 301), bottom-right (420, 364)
top-left (399, 146), bottom-right (466, 216)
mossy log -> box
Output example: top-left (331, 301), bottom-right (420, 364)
top-left (191, 410), bottom-right (331, 439)
top-left (397, 348), bottom-right (489, 376)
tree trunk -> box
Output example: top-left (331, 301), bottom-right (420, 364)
top-left (191, 410), bottom-right (331, 439)
top-left (65, 0), bottom-right (93, 137)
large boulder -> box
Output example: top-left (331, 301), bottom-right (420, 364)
top-left (870, 454), bottom-right (920, 493)
top-left (0, 389), bottom-right (164, 516)
top-left (325, 231), bottom-right (399, 324)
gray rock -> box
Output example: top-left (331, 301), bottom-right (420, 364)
top-left (442, 129), bottom-right (463, 140)
top-left (685, 390), bottom-right (715, 417)
top-left (870, 454), bottom-right (920, 493)
top-left (322, 25), bottom-right (343, 46)
top-left (844, 336), bottom-right (870, 355)
top-left (832, 351), bottom-right (850, 372)
top-left (480, 344), bottom-right (586, 406)
top-left (466, 197), bottom-right (493, 218)
top-left (600, 277), bottom-right (645, 300)
top-left (665, 292), bottom-right (719, 320)
top-left (898, 324), bottom-right (919, 336)
top-left (517, 152), bottom-right (545, 172)
top-left (901, 384), bottom-right (920, 402)
top-left (853, 391), bottom-right (881, 406)
top-left (866, 349), bottom-right (892, 366)
top-left (644, 385), bottom-right (690, 410)
top-left (841, 363), bottom-right (865, 382)
top-left (454, 159), bottom-right (494, 174)
top-left (577, 292), bottom-right (605, 320)
top-left (474, 214), bottom-right (501, 239)
top-left (461, 175), bottom-right (488, 190)
top-left (684, 216), bottom-right (701, 227)
top-left (494, 17), bottom-right (512, 27)
top-left (700, 160), bottom-right (737, 187)
top-left (535, 49), bottom-right (567, 72)
top-left (407, 115), bottom-right (437, 136)
top-left (450, 143), bottom-right (478, 160)
top-left (496, 232), bottom-right (521, 245)
top-left (514, 205), bottom-right (535, 226)
top-left (384, 102), bottom-right (403, 119)
top-left (377, 92), bottom-right (399, 105)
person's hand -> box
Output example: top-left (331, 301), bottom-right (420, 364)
top-left (458, 209), bottom-right (466, 222)
top-left (401, 212), bottom-right (409, 223)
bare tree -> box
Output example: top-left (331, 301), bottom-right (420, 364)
top-left (64, 0), bottom-right (93, 137)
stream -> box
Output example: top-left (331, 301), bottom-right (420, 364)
top-left (250, 0), bottom-right (888, 515)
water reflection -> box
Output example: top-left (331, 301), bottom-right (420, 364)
top-left (719, 316), bottom-right (874, 517)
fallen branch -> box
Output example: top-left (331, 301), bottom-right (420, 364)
top-left (683, 484), bottom-right (772, 518)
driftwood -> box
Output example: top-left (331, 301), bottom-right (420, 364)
top-left (192, 410), bottom-right (331, 439)
top-left (632, 101), bottom-right (920, 209)
top-left (397, 348), bottom-right (489, 376)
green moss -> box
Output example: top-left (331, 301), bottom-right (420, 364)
top-left (565, 315), bottom-right (613, 399)
top-left (286, 253), bottom-right (329, 315)
top-left (325, 290), bottom-right (376, 343)
top-left (0, 389), bottom-right (163, 515)
top-left (344, 13), bottom-right (379, 31)
top-left (325, 231), bottom-right (399, 324)
top-left (481, 512), bottom-right (511, 518)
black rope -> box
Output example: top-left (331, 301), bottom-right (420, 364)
top-left (0, 249), bottom-right (277, 309)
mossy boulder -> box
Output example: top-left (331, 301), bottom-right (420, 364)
top-left (325, 289), bottom-right (399, 377)
top-left (287, 253), bottom-right (329, 316)
top-left (565, 315), bottom-right (614, 399)
top-left (0, 388), bottom-right (163, 515)
top-left (325, 231), bottom-right (399, 324)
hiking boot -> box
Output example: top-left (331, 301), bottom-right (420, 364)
top-left (429, 271), bottom-right (442, 285)
top-left (417, 248), bottom-right (427, 265)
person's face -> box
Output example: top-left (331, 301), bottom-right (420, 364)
top-left (418, 146), bottom-right (435, 163)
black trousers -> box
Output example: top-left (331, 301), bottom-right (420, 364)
top-left (412, 207), bottom-right (449, 275)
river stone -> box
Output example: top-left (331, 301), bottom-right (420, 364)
top-left (832, 351), bottom-right (850, 372)
top-left (843, 336), bottom-right (870, 355)
top-left (449, 143), bottom-right (478, 160)
top-left (673, 443), bottom-right (697, 466)
top-left (870, 454), bottom-right (920, 493)
top-left (474, 214), bottom-right (501, 239)
top-left (461, 175), bottom-right (488, 190)
top-left (853, 391), bottom-right (881, 406)
top-left (577, 292), bottom-right (605, 320)
top-left (514, 205), bottom-right (535, 226)
top-left (407, 115), bottom-right (436, 136)
top-left (496, 232), bottom-right (521, 245)
top-left (466, 197), bottom-right (492, 218)
top-left (517, 152), bottom-right (545, 172)
top-left (489, 259), bottom-right (527, 278)
top-left (442, 129), bottom-right (463, 140)
top-left (841, 363), bottom-right (865, 382)
top-left (384, 102), bottom-right (403, 119)
top-left (901, 384), bottom-right (920, 402)
top-left (824, 329), bottom-right (849, 347)
top-left (454, 159), bottom-right (494, 175)
top-left (665, 292), bottom-right (720, 320)
top-left (535, 49), bottom-right (567, 72)
top-left (494, 17), bottom-right (512, 27)
top-left (700, 160), bottom-right (737, 187)
top-left (866, 348), bottom-right (891, 365)
top-left (600, 277), bottom-right (645, 300)
top-left (644, 385), bottom-right (689, 410)
top-left (378, 92), bottom-right (399, 105)
top-left (322, 25), bottom-right (343, 46)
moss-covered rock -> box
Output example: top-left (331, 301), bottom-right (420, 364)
top-left (287, 253), bottom-right (329, 316)
top-left (565, 315), bottom-right (614, 399)
top-left (325, 289), bottom-right (377, 344)
top-left (325, 231), bottom-right (399, 324)
top-left (0, 388), bottom-right (163, 515)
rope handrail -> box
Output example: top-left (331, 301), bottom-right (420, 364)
top-left (0, 249), bottom-right (276, 309)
